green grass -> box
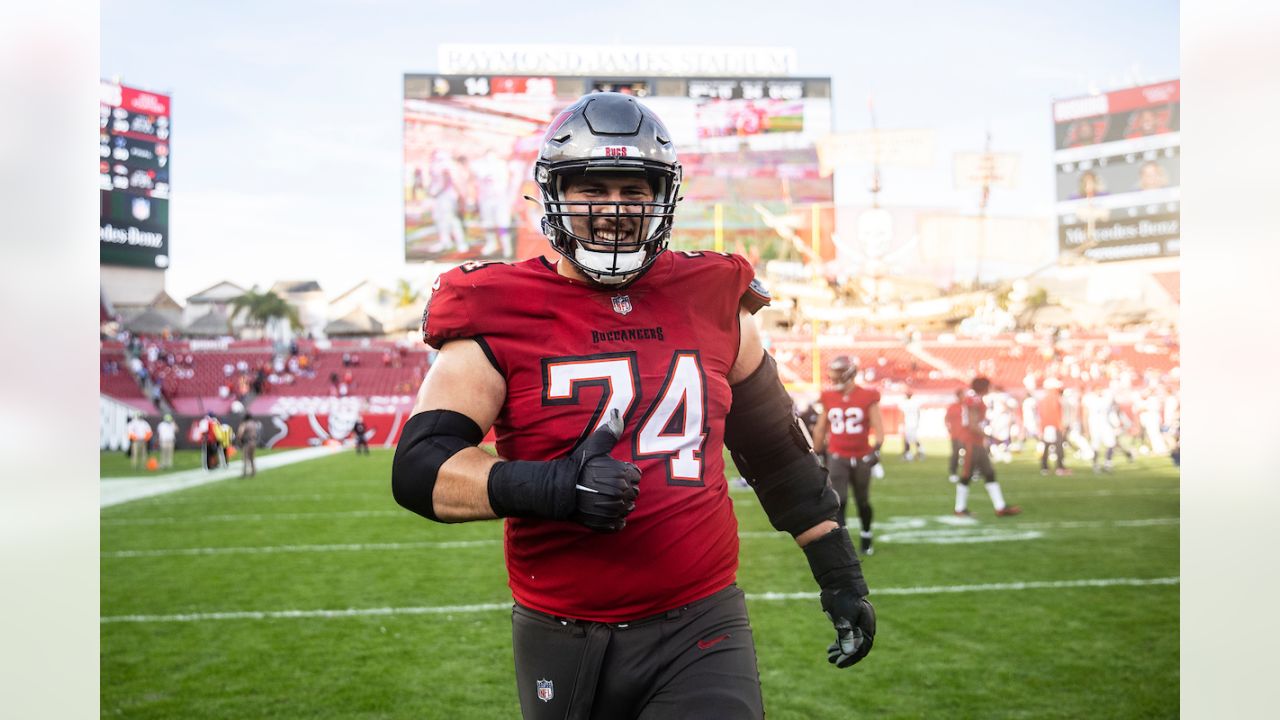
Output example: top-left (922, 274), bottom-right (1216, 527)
top-left (101, 440), bottom-right (1179, 718)
top-left (101, 449), bottom-right (282, 477)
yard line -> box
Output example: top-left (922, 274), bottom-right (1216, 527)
top-left (102, 540), bottom-right (500, 558)
top-left (751, 576), bottom-right (1180, 600)
top-left (139, 493), bottom-right (389, 505)
top-left (102, 510), bottom-right (403, 525)
top-left (1015, 517), bottom-right (1180, 529)
top-left (103, 518), bottom-right (1179, 558)
top-left (100, 577), bottom-right (1179, 624)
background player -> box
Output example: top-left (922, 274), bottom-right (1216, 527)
top-left (813, 356), bottom-right (884, 556)
top-left (899, 389), bottom-right (923, 461)
top-left (1038, 380), bottom-right (1070, 476)
top-left (945, 387), bottom-right (965, 483)
top-left (392, 92), bottom-right (874, 719)
top-left (954, 377), bottom-right (1022, 518)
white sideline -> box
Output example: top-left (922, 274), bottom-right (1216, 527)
top-left (100, 576), bottom-right (1179, 624)
top-left (100, 446), bottom-right (346, 508)
top-left (103, 518), bottom-right (1179, 558)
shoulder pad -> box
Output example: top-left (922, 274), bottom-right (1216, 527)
top-left (741, 277), bottom-right (771, 315)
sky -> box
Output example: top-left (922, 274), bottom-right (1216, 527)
top-left (100, 0), bottom-right (1180, 302)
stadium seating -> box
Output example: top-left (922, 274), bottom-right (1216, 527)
top-left (99, 338), bottom-right (431, 409)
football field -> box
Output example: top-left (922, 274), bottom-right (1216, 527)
top-left (101, 441), bottom-right (1179, 718)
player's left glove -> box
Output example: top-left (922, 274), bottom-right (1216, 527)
top-left (803, 527), bottom-right (876, 668)
top-left (858, 449), bottom-right (881, 467)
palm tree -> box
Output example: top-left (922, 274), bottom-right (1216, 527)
top-left (378, 278), bottom-right (422, 308)
top-left (230, 288), bottom-right (302, 330)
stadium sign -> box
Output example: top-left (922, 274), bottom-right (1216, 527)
top-left (438, 45), bottom-right (798, 77)
top-left (1051, 79), bottom-right (1180, 263)
top-left (100, 79), bottom-right (171, 269)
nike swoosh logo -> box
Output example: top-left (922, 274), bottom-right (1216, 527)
top-left (697, 633), bottom-right (730, 650)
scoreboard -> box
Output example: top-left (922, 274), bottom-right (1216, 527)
top-left (403, 73), bottom-right (833, 263)
top-left (1052, 80), bottom-right (1180, 263)
top-left (100, 80), bottom-right (171, 269)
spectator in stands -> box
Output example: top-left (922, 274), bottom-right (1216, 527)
top-left (237, 414), bottom-right (262, 477)
top-left (156, 414), bottom-right (177, 469)
top-left (126, 413), bottom-right (152, 470)
top-left (353, 416), bottom-right (370, 455)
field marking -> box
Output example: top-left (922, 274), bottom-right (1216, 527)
top-left (100, 445), bottom-right (346, 508)
top-left (100, 576), bottom-right (1179, 624)
top-left (102, 540), bottom-right (500, 558)
top-left (102, 510), bottom-right (403, 525)
top-left (137, 493), bottom-right (390, 505)
top-left (752, 576), bottom-right (1180, 600)
top-left (103, 517), bottom-right (1179, 558)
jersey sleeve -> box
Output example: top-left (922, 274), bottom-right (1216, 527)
top-left (421, 266), bottom-right (477, 349)
top-left (729, 254), bottom-right (771, 315)
top-left (869, 388), bottom-right (882, 405)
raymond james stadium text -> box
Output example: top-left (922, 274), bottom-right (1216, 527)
top-left (591, 327), bottom-right (666, 344)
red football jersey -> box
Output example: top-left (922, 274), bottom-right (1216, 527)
top-left (1039, 392), bottom-right (1063, 429)
top-left (944, 402), bottom-right (963, 439)
top-left (819, 385), bottom-right (880, 457)
top-left (958, 390), bottom-right (987, 444)
top-left (423, 251), bottom-right (767, 622)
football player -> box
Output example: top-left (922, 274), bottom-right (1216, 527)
top-left (1038, 380), bottom-right (1070, 476)
top-left (899, 389), bottom-right (923, 461)
top-left (812, 356), bottom-right (884, 555)
top-left (944, 387), bottom-right (965, 483)
top-left (392, 93), bottom-right (874, 720)
top-left (953, 377), bottom-right (1022, 517)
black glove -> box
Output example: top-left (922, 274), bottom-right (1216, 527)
top-left (822, 587), bottom-right (876, 667)
top-left (570, 411), bottom-right (641, 532)
top-left (803, 528), bottom-right (876, 668)
top-left (858, 449), bottom-right (881, 467)
top-left (488, 409), bottom-right (640, 533)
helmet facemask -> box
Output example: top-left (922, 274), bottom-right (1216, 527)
top-left (539, 166), bottom-right (679, 285)
top-left (535, 92), bottom-right (682, 287)
top-left (828, 357), bottom-right (857, 386)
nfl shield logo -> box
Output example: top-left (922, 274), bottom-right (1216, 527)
top-left (536, 679), bottom-right (554, 702)
top-left (611, 295), bottom-right (633, 315)
top-left (131, 196), bottom-right (151, 221)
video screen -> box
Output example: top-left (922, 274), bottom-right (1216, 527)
top-left (403, 74), bottom-right (833, 263)
top-left (1051, 80), bottom-right (1179, 262)
top-left (100, 80), bottom-right (171, 269)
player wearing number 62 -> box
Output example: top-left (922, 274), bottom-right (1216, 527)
top-left (392, 92), bottom-right (874, 720)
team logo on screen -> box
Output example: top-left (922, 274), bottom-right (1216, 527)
top-left (536, 679), bottom-right (554, 702)
top-left (131, 197), bottom-right (151, 221)
top-left (611, 295), bottom-right (633, 316)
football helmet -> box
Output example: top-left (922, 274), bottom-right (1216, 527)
top-left (535, 92), bottom-right (682, 285)
top-left (828, 355), bottom-right (857, 386)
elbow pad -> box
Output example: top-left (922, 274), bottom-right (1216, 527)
top-left (392, 409), bottom-right (484, 522)
top-left (725, 352), bottom-right (839, 536)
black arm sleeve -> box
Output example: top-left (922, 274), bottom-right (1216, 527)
top-left (725, 352), bottom-right (839, 536)
top-left (391, 409), bottom-right (484, 522)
